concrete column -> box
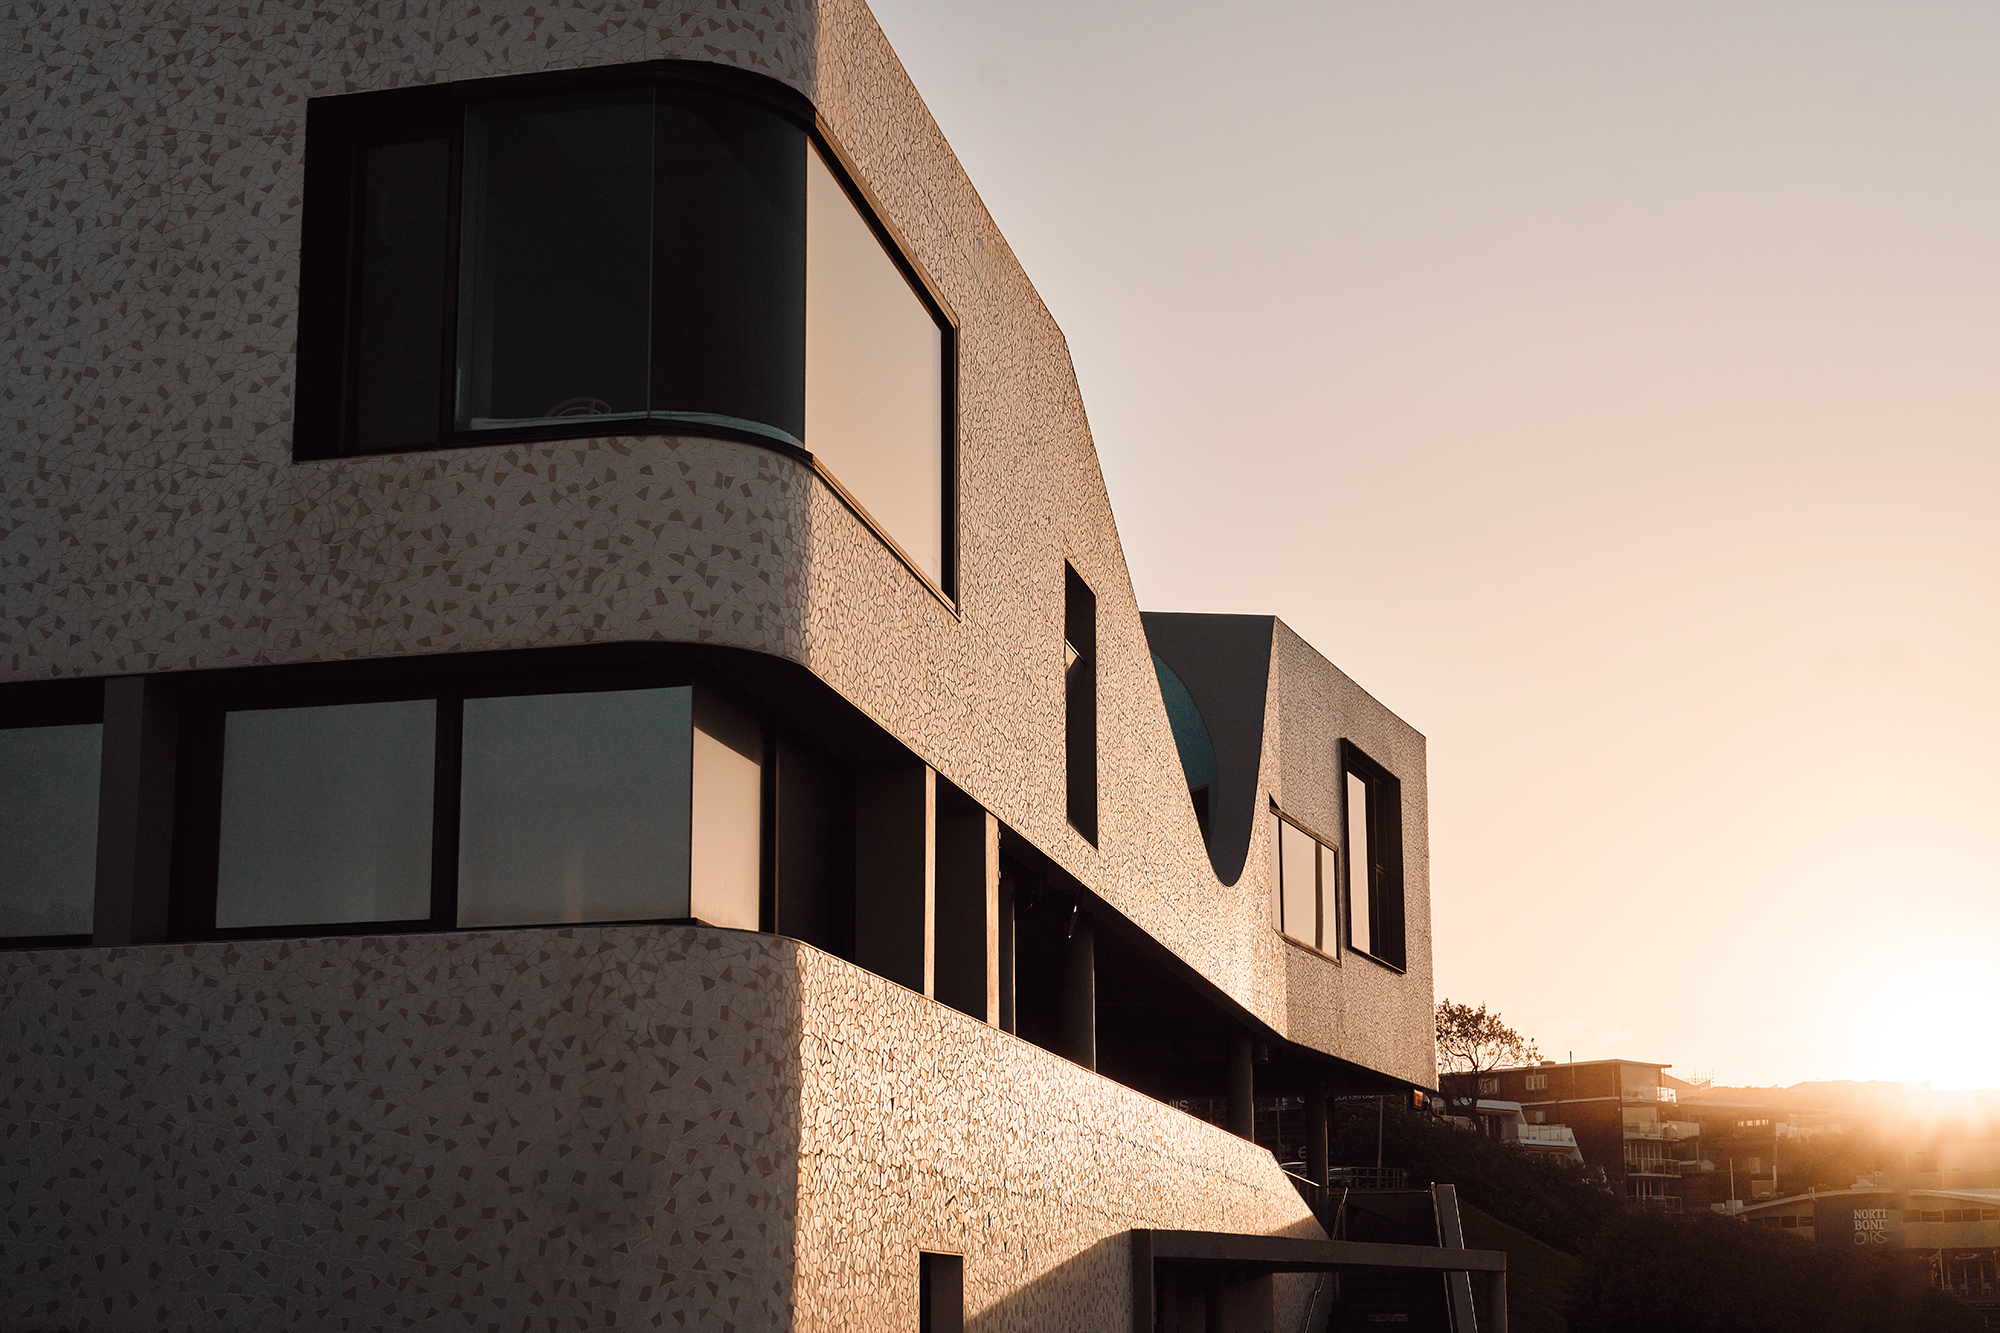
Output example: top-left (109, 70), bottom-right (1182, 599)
top-left (1307, 1091), bottom-right (1329, 1188)
top-left (854, 762), bottom-right (935, 996)
top-left (93, 675), bottom-right (177, 946)
top-left (1227, 1030), bottom-right (1254, 1140)
top-left (1060, 907), bottom-right (1095, 1070)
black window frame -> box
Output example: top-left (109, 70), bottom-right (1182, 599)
top-left (1270, 802), bottom-right (1337, 959)
top-left (165, 658), bottom-right (719, 944)
top-left (0, 679), bottom-right (107, 951)
top-left (295, 58), bottom-right (960, 600)
top-left (1340, 740), bottom-right (1406, 971)
top-left (1063, 563), bottom-right (1097, 844)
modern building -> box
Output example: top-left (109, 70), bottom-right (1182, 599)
top-left (1, 2), bottom-right (1490, 1329)
top-left (1442, 1059), bottom-right (1700, 1207)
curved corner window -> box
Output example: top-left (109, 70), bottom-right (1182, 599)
top-left (298, 61), bottom-right (955, 594)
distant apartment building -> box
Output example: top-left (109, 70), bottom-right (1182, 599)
top-left (1442, 1059), bottom-right (1700, 1207)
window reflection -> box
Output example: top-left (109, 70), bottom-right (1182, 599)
top-left (458, 687), bottom-right (693, 928)
top-left (1280, 819), bottom-right (1318, 949)
top-left (805, 145), bottom-right (945, 587)
top-left (216, 701), bottom-right (435, 929)
top-left (0, 723), bottom-right (100, 937)
top-left (1347, 771), bottom-right (1372, 957)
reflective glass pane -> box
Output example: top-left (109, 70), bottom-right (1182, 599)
top-left (216, 701), bottom-right (435, 929)
top-left (1347, 772), bottom-right (1372, 955)
top-left (458, 688), bottom-right (692, 928)
top-left (457, 90), bottom-right (654, 431)
top-left (651, 89), bottom-right (806, 445)
top-left (805, 147), bottom-right (945, 586)
top-left (1280, 819), bottom-right (1317, 949)
top-left (0, 723), bottom-right (100, 937)
top-left (354, 138), bottom-right (450, 450)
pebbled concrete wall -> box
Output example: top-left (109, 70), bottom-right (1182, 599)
top-left (0, 925), bottom-right (1317, 1330)
top-left (3, 0), bottom-right (1428, 1070)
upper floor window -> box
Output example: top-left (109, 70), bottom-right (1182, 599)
top-left (1525, 1072), bottom-right (1549, 1092)
top-left (1268, 805), bottom-right (1334, 954)
top-left (297, 61), bottom-right (956, 594)
top-left (1343, 741), bottom-right (1405, 969)
top-left (1064, 565), bottom-right (1097, 844)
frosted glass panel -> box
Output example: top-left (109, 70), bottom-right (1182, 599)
top-left (0, 723), bottom-right (100, 937)
top-left (1280, 819), bottom-right (1318, 949)
top-left (458, 688), bottom-right (692, 927)
top-left (217, 701), bottom-right (435, 928)
top-left (805, 146), bottom-right (944, 586)
top-left (691, 711), bottom-right (762, 931)
top-left (1348, 772), bottom-right (1372, 956)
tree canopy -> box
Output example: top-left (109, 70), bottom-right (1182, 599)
top-left (1435, 998), bottom-right (1541, 1077)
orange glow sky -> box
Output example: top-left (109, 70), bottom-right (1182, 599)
top-left (870, 0), bottom-right (2000, 1089)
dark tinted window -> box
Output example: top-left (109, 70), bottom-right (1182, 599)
top-left (652, 89), bottom-right (806, 443)
top-left (353, 138), bottom-right (450, 450)
top-left (457, 90), bottom-right (655, 431)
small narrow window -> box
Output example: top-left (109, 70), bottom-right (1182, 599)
top-left (919, 1251), bottom-right (963, 1333)
top-left (1064, 565), bottom-right (1097, 844)
top-left (1342, 742), bottom-right (1405, 969)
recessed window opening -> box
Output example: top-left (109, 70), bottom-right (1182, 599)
top-left (1343, 741), bottom-right (1405, 970)
top-left (173, 681), bottom-right (762, 939)
top-left (919, 1251), bottom-right (964, 1333)
top-left (299, 61), bottom-right (956, 596)
top-left (1064, 565), bottom-right (1097, 844)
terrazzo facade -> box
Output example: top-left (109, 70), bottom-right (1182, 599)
top-left (5, 0), bottom-right (1435, 1069)
top-left (6, 0), bottom-right (1439, 1324)
top-left (1, 926), bottom-right (1318, 1330)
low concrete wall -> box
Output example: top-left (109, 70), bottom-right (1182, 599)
top-left (2, 926), bottom-right (1317, 1331)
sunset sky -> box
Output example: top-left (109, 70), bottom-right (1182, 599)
top-left (868, 0), bottom-right (2000, 1089)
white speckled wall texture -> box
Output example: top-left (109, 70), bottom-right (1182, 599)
top-left (4, 0), bottom-right (1430, 1110)
top-left (0, 926), bottom-right (1318, 1330)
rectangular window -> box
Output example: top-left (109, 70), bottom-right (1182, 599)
top-left (1064, 564), bottom-right (1097, 844)
top-left (1342, 742), bottom-right (1405, 969)
top-left (1526, 1073), bottom-right (1549, 1092)
top-left (1479, 1076), bottom-right (1499, 1096)
top-left (216, 700), bottom-right (435, 929)
top-left (806, 145), bottom-right (947, 589)
top-left (919, 1252), bottom-right (964, 1333)
top-left (458, 688), bottom-right (693, 928)
top-left (1272, 807), bottom-right (1335, 953)
top-left (166, 680), bottom-right (759, 939)
top-left (0, 721), bottom-right (102, 940)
